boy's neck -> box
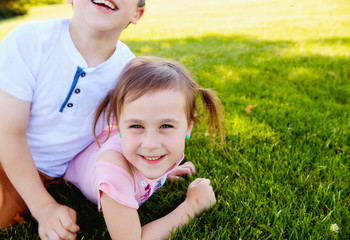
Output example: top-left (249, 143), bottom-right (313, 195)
top-left (69, 21), bottom-right (122, 68)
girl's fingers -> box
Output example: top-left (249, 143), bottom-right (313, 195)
top-left (203, 178), bottom-right (211, 185)
top-left (191, 178), bottom-right (204, 185)
top-left (169, 164), bottom-right (194, 178)
top-left (168, 175), bottom-right (184, 182)
top-left (191, 178), bottom-right (211, 186)
top-left (182, 168), bottom-right (192, 177)
top-left (183, 162), bottom-right (196, 174)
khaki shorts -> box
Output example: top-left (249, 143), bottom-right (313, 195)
top-left (0, 164), bottom-right (61, 228)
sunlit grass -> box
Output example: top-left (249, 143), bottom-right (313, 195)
top-left (1, 0), bottom-right (349, 239)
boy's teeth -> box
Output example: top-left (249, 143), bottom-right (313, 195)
top-left (92, 0), bottom-right (117, 10)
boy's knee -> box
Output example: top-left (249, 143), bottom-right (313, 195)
top-left (0, 165), bottom-right (28, 228)
top-left (0, 193), bottom-right (28, 228)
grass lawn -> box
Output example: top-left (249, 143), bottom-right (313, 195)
top-left (1, 0), bottom-right (349, 239)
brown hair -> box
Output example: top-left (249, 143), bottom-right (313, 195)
top-left (94, 56), bottom-right (224, 144)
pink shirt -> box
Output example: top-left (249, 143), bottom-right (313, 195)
top-left (65, 130), bottom-right (184, 211)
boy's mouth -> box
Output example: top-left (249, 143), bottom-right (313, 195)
top-left (91, 0), bottom-right (118, 11)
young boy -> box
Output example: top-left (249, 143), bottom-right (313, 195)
top-left (0, 0), bottom-right (144, 239)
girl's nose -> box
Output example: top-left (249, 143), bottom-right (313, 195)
top-left (141, 131), bottom-right (161, 150)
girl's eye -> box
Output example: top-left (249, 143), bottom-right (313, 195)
top-left (160, 124), bottom-right (173, 129)
top-left (130, 124), bottom-right (143, 129)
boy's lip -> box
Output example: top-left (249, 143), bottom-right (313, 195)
top-left (91, 0), bottom-right (119, 11)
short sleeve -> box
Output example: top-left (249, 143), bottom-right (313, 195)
top-left (94, 162), bottom-right (139, 211)
top-left (0, 23), bottom-right (38, 101)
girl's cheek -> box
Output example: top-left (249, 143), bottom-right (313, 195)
top-left (170, 137), bottom-right (186, 150)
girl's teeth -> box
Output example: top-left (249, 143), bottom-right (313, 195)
top-left (144, 156), bottom-right (161, 161)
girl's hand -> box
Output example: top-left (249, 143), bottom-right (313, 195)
top-left (168, 162), bottom-right (196, 181)
top-left (37, 202), bottom-right (79, 240)
top-left (185, 178), bottom-right (216, 214)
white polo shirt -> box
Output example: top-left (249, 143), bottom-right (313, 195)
top-left (0, 18), bottom-right (134, 177)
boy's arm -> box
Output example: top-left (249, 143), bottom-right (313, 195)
top-left (0, 90), bottom-right (79, 239)
top-left (101, 178), bottom-right (216, 240)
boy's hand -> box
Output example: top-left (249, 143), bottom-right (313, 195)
top-left (37, 202), bottom-right (79, 240)
top-left (168, 161), bottom-right (196, 181)
top-left (185, 178), bottom-right (216, 214)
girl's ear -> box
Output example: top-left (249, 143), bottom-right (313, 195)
top-left (186, 113), bottom-right (196, 135)
top-left (130, 7), bottom-right (145, 25)
top-left (186, 120), bottom-right (194, 136)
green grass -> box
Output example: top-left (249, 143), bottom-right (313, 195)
top-left (1, 0), bottom-right (349, 239)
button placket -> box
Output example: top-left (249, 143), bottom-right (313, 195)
top-left (59, 67), bottom-right (85, 112)
top-left (70, 72), bottom-right (85, 109)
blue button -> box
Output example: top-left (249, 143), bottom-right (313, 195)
top-left (80, 72), bottom-right (86, 77)
top-left (75, 89), bottom-right (81, 94)
top-left (67, 103), bottom-right (73, 108)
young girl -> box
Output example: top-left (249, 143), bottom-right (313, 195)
top-left (65, 56), bottom-right (224, 239)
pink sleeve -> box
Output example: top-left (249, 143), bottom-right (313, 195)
top-left (94, 162), bottom-right (139, 211)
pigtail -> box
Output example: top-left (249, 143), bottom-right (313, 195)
top-left (196, 88), bottom-right (225, 145)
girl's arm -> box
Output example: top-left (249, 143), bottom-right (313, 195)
top-left (101, 178), bottom-right (216, 240)
top-left (101, 193), bottom-right (142, 239)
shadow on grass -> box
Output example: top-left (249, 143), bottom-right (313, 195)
top-left (126, 34), bottom-right (349, 106)
top-left (1, 34), bottom-right (349, 239)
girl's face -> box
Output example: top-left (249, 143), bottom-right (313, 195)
top-left (118, 89), bottom-right (193, 179)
